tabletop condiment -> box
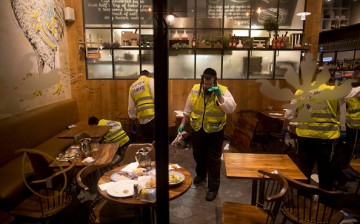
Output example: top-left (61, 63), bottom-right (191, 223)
top-left (133, 183), bottom-right (139, 199)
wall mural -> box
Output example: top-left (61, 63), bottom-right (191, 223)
top-left (0, 0), bottom-right (71, 119)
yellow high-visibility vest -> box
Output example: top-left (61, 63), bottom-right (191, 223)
top-left (295, 84), bottom-right (340, 139)
top-left (346, 97), bottom-right (360, 129)
top-left (189, 84), bottom-right (227, 133)
top-left (98, 119), bottom-right (130, 147)
top-left (129, 76), bottom-right (155, 120)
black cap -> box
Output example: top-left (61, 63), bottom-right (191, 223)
top-left (203, 68), bottom-right (217, 77)
top-left (140, 70), bottom-right (150, 76)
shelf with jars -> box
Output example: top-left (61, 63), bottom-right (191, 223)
top-left (320, 0), bottom-right (354, 32)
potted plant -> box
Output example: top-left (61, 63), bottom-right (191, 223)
top-left (263, 17), bottom-right (279, 39)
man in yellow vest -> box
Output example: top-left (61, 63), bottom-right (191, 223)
top-left (178, 68), bottom-right (237, 201)
top-left (334, 69), bottom-right (360, 189)
top-left (88, 116), bottom-right (131, 158)
top-left (344, 69), bottom-right (360, 152)
top-left (283, 81), bottom-right (340, 190)
top-left (128, 70), bottom-right (155, 143)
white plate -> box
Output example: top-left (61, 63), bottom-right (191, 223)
top-left (107, 180), bottom-right (137, 198)
top-left (269, 113), bottom-right (283, 116)
top-left (169, 171), bottom-right (185, 186)
top-left (110, 172), bottom-right (134, 182)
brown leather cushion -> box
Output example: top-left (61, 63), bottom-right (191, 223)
top-left (0, 156), bottom-right (32, 210)
top-left (0, 99), bottom-right (79, 166)
top-left (0, 99), bottom-right (79, 210)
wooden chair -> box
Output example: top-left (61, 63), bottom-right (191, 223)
top-left (76, 164), bottom-right (136, 223)
top-left (229, 114), bottom-right (259, 153)
top-left (280, 174), bottom-right (345, 224)
top-left (120, 143), bottom-right (155, 165)
top-left (11, 149), bottom-right (75, 223)
top-left (222, 170), bottom-right (288, 224)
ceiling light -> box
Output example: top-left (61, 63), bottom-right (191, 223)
top-left (296, 12), bottom-right (311, 20)
top-left (257, 3), bottom-right (261, 14)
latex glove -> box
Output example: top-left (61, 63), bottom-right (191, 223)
top-left (281, 129), bottom-right (288, 137)
top-left (208, 86), bottom-right (222, 98)
top-left (340, 131), bottom-right (346, 139)
top-left (177, 125), bottom-right (184, 134)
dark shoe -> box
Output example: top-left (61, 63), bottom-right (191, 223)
top-left (205, 191), bottom-right (218, 201)
top-left (193, 176), bottom-right (206, 184)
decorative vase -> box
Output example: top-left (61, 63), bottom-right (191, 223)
top-left (181, 30), bottom-right (188, 40)
top-left (236, 39), bottom-right (243, 48)
top-left (173, 30), bottom-right (180, 40)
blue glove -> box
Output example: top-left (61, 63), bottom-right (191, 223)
top-left (131, 119), bottom-right (138, 134)
top-left (208, 86), bottom-right (222, 98)
top-left (177, 125), bottom-right (184, 134)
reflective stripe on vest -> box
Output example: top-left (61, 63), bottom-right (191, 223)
top-left (129, 76), bottom-right (155, 119)
top-left (346, 97), bottom-right (360, 129)
top-left (295, 84), bottom-right (339, 139)
top-left (99, 119), bottom-right (130, 147)
top-left (189, 84), bottom-right (227, 133)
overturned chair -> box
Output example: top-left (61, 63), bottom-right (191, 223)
top-left (76, 163), bottom-right (137, 223)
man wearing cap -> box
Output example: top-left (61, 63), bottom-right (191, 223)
top-left (128, 70), bottom-right (155, 143)
top-left (178, 68), bottom-right (237, 201)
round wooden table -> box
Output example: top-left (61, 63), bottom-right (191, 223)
top-left (97, 164), bottom-right (192, 205)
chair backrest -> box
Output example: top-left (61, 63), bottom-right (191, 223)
top-left (121, 143), bottom-right (155, 165)
top-left (256, 170), bottom-right (288, 223)
top-left (76, 163), bottom-right (113, 195)
top-left (25, 150), bottom-right (55, 180)
top-left (281, 174), bottom-right (345, 224)
top-left (230, 114), bottom-right (258, 152)
top-left (11, 151), bottom-right (75, 219)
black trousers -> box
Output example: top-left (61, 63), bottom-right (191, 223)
top-left (297, 137), bottom-right (334, 190)
top-left (138, 119), bottom-right (155, 143)
top-left (191, 128), bottom-right (224, 192)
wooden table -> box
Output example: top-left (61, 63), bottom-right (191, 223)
top-left (258, 110), bottom-right (285, 134)
top-left (350, 158), bottom-right (360, 194)
top-left (224, 153), bottom-right (307, 205)
top-left (50, 143), bottom-right (119, 167)
top-left (258, 110), bottom-right (285, 121)
top-left (57, 120), bottom-right (111, 139)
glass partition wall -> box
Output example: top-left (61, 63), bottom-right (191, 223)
top-left (82, 0), bottom-right (307, 80)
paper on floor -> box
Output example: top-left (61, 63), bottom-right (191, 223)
top-left (82, 157), bottom-right (94, 163)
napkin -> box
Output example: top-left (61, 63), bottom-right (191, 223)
top-left (169, 164), bottom-right (181, 170)
top-left (98, 182), bottom-right (115, 191)
top-left (121, 162), bottom-right (139, 172)
top-left (82, 157), bottom-right (95, 163)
